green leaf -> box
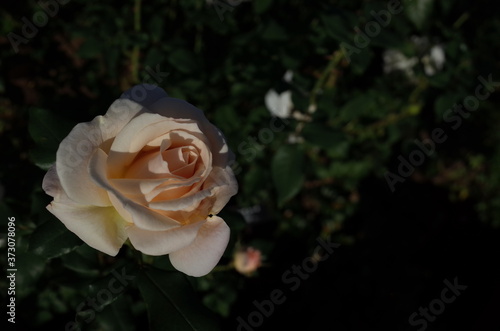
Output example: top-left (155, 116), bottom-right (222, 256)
top-left (144, 47), bottom-right (164, 71)
top-left (272, 144), bottom-right (304, 206)
top-left (168, 49), bottom-right (197, 74)
top-left (138, 268), bottom-right (220, 331)
top-left (339, 94), bottom-right (377, 121)
top-left (254, 0), bottom-right (273, 14)
top-left (84, 265), bottom-right (134, 312)
top-left (93, 295), bottom-right (136, 331)
top-left (434, 93), bottom-right (458, 120)
top-left (61, 244), bottom-right (100, 277)
top-left (261, 20), bottom-right (288, 41)
top-left (350, 48), bottom-right (374, 75)
top-left (404, 0), bottom-right (434, 31)
top-left (29, 107), bottom-right (74, 169)
top-left (29, 215), bottom-right (83, 259)
top-left (302, 123), bottom-right (346, 150)
top-left (78, 37), bottom-right (104, 59)
top-left (149, 15), bottom-right (164, 43)
top-left (15, 252), bottom-right (46, 299)
top-left (29, 148), bottom-right (56, 170)
top-left (28, 108), bottom-right (73, 149)
top-left (321, 12), bottom-right (356, 43)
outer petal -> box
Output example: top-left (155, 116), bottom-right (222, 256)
top-left (169, 216), bottom-right (230, 277)
top-left (43, 165), bottom-right (128, 256)
top-left (47, 202), bottom-right (128, 256)
top-left (149, 98), bottom-right (232, 169)
top-left (42, 165), bottom-right (63, 199)
top-left (204, 166), bottom-right (238, 214)
top-left (56, 98), bottom-right (143, 206)
top-left (126, 220), bottom-right (206, 256)
top-left (120, 84), bottom-right (233, 169)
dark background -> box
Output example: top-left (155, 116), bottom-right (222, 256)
top-left (1, 0), bottom-right (499, 330)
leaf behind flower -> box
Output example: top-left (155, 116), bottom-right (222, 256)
top-left (138, 268), bottom-right (220, 331)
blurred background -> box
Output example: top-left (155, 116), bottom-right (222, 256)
top-left (1, 0), bottom-right (500, 330)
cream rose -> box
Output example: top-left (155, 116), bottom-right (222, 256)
top-left (42, 84), bottom-right (238, 277)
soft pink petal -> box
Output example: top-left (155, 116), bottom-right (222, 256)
top-left (126, 220), bottom-right (206, 256)
top-left (47, 201), bottom-right (128, 256)
top-left (130, 93), bottom-right (233, 168)
top-left (204, 166), bottom-right (238, 214)
top-left (42, 165), bottom-right (62, 199)
top-left (169, 216), bottom-right (230, 277)
top-left (43, 164), bottom-right (129, 256)
top-left (107, 113), bottom-right (207, 178)
top-left (56, 99), bottom-right (143, 206)
top-left (148, 188), bottom-right (213, 212)
top-left (89, 148), bottom-right (182, 231)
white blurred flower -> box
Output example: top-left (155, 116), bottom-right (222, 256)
top-left (264, 70), bottom-right (294, 118)
top-left (265, 89), bottom-right (293, 118)
top-left (383, 49), bottom-right (419, 77)
top-left (283, 69), bottom-right (293, 83)
top-left (383, 36), bottom-right (446, 79)
top-left (422, 45), bottom-right (445, 76)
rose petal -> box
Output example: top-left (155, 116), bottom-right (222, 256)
top-left (90, 148), bottom-right (182, 231)
top-left (120, 83), bottom-right (169, 108)
top-left (148, 187), bottom-right (213, 212)
top-left (56, 98), bottom-right (143, 206)
top-left (42, 165), bottom-right (62, 199)
top-left (203, 166), bottom-right (238, 214)
top-left (126, 219), bottom-right (206, 256)
top-left (120, 85), bottom-right (233, 169)
top-left (150, 98), bottom-right (232, 169)
top-left (44, 164), bottom-right (130, 256)
top-left (47, 201), bottom-right (128, 256)
top-left (107, 113), bottom-right (210, 179)
top-left (169, 216), bottom-right (230, 277)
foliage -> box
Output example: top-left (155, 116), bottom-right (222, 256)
top-left (1, 0), bottom-right (500, 330)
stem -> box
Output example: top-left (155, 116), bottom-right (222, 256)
top-left (308, 50), bottom-right (344, 113)
top-left (131, 0), bottom-right (142, 84)
top-left (453, 12), bottom-right (469, 29)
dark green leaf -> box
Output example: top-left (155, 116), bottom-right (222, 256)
top-left (138, 268), bottom-right (220, 331)
top-left (272, 144), bottom-right (304, 205)
top-left (168, 49), bottom-right (197, 74)
top-left (339, 94), bottom-right (377, 121)
top-left (94, 295), bottom-right (136, 331)
top-left (302, 123), bottom-right (346, 150)
top-left (15, 252), bottom-right (46, 299)
top-left (29, 215), bottom-right (83, 259)
top-left (29, 148), bottom-right (56, 170)
top-left (404, 0), bottom-right (434, 31)
top-left (321, 12), bottom-right (356, 43)
top-left (434, 93), bottom-right (458, 120)
top-left (84, 264), bottom-right (135, 312)
top-left (350, 48), bottom-right (374, 75)
top-left (61, 244), bottom-right (100, 277)
top-left (29, 108), bottom-right (73, 169)
top-left (261, 20), bottom-right (288, 41)
top-left (78, 37), bottom-right (104, 59)
top-left (28, 108), bottom-right (73, 149)
top-left (254, 0), bottom-right (273, 14)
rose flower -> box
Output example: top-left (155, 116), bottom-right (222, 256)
top-left (42, 85), bottom-right (238, 277)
